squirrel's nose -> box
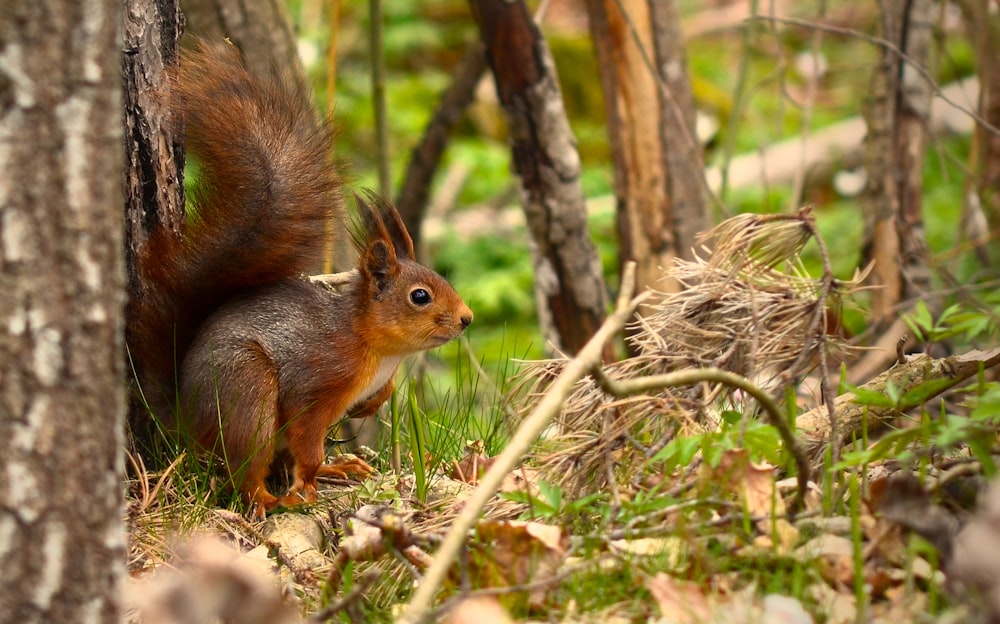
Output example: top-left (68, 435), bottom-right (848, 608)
top-left (460, 307), bottom-right (473, 328)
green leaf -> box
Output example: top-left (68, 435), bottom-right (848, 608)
top-left (899, 377), bottom-right (957, 406)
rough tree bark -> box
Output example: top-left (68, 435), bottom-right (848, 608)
top-left (469, 0), bottom-right (610, 358)
top-left (586, 0), bottom-right (708, 301)
top-left (860, 0), bottom-right (935, 323)
top-left (0, 1), bottom-right (126, 622)
top-left (123, 0), bottom-right (185, 451)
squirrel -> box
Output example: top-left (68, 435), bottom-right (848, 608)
top-left (128, 40), bottom-right (473, 517)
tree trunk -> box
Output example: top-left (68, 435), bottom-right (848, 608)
top-left (648, 0), bottom-right (710, 267)
top-left (469, 0), bottom-right (610, 358)
top-left (0, 1), bottom-right (126, 622)
top-left (123, 0), bottom-right (185, 452)
top-left (861, 0), bottom-right (935, 323)
top-left (586, 0), bottom-right (707, 304)
top-left (181, 0), bottom-right (310, 105)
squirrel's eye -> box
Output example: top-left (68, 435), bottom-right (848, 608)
top-left (410, 288), bottom-right (432, 306)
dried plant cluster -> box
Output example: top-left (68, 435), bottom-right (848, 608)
top-left (515, 209), bottom-right (861, 495)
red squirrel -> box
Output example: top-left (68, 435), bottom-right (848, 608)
top-left (129, 40), bottom-right (473, 516)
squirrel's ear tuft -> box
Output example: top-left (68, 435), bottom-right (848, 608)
top-left (349, 191), bottom-right (415, 261)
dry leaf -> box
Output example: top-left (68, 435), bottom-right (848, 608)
top-left (471, 520), bottom-right (568, 609)
top-left (796, 534), bottom-right (854, 587)
top-left (646, 573), bottom-right (711, 624)
top-left (762, 594), bottom-right (813, 624)
top-left (807, 583), bottom-right (857, 624)
top-left (868, 473), bottom-right (959, 559)
top-left (715, 449), bottom-right (801, 552)
top-left (948, 478), bottom-right (1000, 620)
top-left (450, 442), bottom-right (496, 485)
top-left (609, 537), bottom-right (688, 571)
top-left (444, 596), bottom-right (515, 624)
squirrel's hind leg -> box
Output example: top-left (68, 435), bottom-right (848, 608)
top-left (186, 341), bottom-right (284, 519)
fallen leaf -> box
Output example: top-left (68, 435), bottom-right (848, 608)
top-left (444, 596), bottom-right (515, 624)
top-left (450, 442), bottom-right (496, 485)
top-left (713, 449), bottom-right (801, 552)
top-left (646, 573), bottom-right (711, 624)
top-left (470, 520), bottom-right (568, 610)
top-left (762, 594), bottom-right (813, 624)
top-left (868, 472), bottom-right (959, 559)
top-left (609, 537), bottom-right (688, 571)
top-left (796, 534), bottom-right (855, 586)
top-left (807, 583), bottom-right (857, 624)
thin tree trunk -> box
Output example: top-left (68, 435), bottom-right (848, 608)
top-left (396, 43), bottom-right (488, 253)
top-left (587, 0), bottom-right (673, 299)
top-left (181, 0), bottom-right (310, 105)
top-left (586, 0), bottom-right (708, 330)
top-left (649, 0), bottom-right (710, 264)
top-left (861, 0), bottom-right (935, 323)
top-left (469, 0), bottom-right (610, 358)
top-left (0, 1), bottom-right (125, 622)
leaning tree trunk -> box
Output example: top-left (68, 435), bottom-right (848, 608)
top-left (0, 1), bottom-right (126, 622)
top-left (396, 43), bottom-right (488, 254)
top-left (860, 0), bottom-right (935, 324)
top-left (469, 0), bottom-right (610, 359)
top-left (586, 0), bottom-right (708, 302)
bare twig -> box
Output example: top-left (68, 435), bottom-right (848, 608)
top-left (797, 348), bottom-right (1000, 459)
top-left (749, 14), bottom-right (1000, 138)
top-left (212, 510), bottom-right (319, 587)
top-left (396, 263), bottom-right (648, 624)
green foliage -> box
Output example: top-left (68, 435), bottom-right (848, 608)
top-left (836, 377), bottom-right (1000, 477)
top-left (654, 416), bottom-right (785, 471)
top-left (502, 481), bottom-right (607, 523)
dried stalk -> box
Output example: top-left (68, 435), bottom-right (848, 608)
top-left (396, 263), bottom-right (647, 624)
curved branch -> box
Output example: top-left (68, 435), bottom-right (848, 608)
top-left (590, 365), bottom-right (810, 515)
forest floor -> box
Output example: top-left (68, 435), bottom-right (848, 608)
top-left (123, 210), bottom-right (1000, 624)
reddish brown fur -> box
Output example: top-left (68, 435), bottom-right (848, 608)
top-left (131, 41), bottom-right (472, 517)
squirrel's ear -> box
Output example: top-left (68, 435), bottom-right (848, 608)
top-left (350, 191), bottom-right (416, 264)
top-left (361, 238), bottom-right (399, 299)
top-left (377, 198), bottom-right (416, 262)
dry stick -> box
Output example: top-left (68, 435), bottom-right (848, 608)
top-left (590, 366), bottom-right (810, 515)
top-left (782, 210), bottom-right (840, 464)
top-left (395, 263), bottom-right (647, 624)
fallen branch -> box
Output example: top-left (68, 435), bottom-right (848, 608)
top-left (798, 347), bottom-right (1000, 460)
top-left (396, 263), bottom-right (647, 624)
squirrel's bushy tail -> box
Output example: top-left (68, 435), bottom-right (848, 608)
top-left (129, 40), bottom-right (341, 399)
